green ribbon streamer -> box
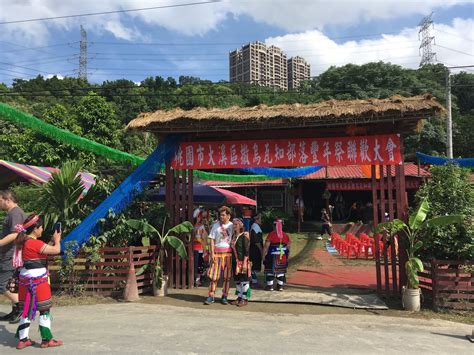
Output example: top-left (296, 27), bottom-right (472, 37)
top-left (193, 170), bottom-right (277, 182)
top-left (0, 103), bottom-right (280, 182)
top-left (0, 103), bottom-right (143, 166)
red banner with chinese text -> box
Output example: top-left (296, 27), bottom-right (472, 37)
top-left (171, 134), bottom-right (401, 169)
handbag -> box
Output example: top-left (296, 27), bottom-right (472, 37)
top-left (7, 268), bottom-right (20, 293)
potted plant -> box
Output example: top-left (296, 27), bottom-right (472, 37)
top-left (126, 219), bottom-right (193, 296)
top-left (376, 199), bottom-right (462, 311)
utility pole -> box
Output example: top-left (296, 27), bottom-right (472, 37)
top-left (79, 25), bottom-right (88, 81)
top-left (445, 68), bottom-right (453, 158)
top-left (418, 13), bottom-right (436, 67)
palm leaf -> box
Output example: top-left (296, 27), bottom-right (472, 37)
top-left (125, 219), bottom-right (159, 236)
top-left (409, 199), bottom-right (429, 231)
top-left (376, 219), bottom-right (407, 234)
top-left (166, 235), bottom-right (187, 259)
top-left (422, 215), bottom-right (464, 229)
top-left (168, 221), bottom-right (194, 236)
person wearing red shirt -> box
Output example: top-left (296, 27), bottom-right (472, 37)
top-left (10, 215), bottom-right (62, 350)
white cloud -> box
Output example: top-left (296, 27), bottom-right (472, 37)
top-left (265, 18), bottom-right (474, 75)
top-left (234, 0), bottom-right (472, 32)
top-left (0, 0), bottom-right (471, 44)
top-left (46, 74), bottom-right (64, 79)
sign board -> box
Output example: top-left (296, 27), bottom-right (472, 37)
top-left (172, 134), bottom-right (401, 169)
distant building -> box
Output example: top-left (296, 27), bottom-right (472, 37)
top-left (230, 41), bottom-right (293, 90)
top-left (288, 56), bottom-right (311, 90)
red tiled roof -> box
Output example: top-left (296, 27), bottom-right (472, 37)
top-left (299, 163), bottom-right (429, 180)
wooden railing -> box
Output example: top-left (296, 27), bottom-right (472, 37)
top-left (48, 246), bottom-right (158, 297)
top-left (419, 259), bottom-right (473, 311)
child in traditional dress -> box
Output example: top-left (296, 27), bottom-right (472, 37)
top-left (249, 214), bottom-right (263, 286)
top-left (12, 215), bottom-right (62, 349)
top-left (230, 218), bottom-right (251, 307)
top-left (263, 218), bottom-right (291, 291)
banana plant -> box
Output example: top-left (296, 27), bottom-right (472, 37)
top-left (376, 199), bottom-right (463, 289)
top-left (126, 219), bottom-right (193, 288)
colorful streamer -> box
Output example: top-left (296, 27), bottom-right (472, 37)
top-left (416, 152), bottom-right (474, 168)
top-left (193, 170), bottom-right (276, 182)
top-left (61, 135), bottom-right (180, 248)
top-left (0, 103), bottom-right (143, 166)
top-left (0, 103), bottom-right (322, 181)
top-left (239, 166), bottom-right (323, 178)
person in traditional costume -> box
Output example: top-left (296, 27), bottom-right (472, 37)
top-left (192, 208), bottom-right (208, 287)
top-left (249, 214), bottom-right (263, 286)
top-left (230, 218), bottom-right (250, 307)
top-left (12, 215), bottom-right (62, 349)
top-left (263, 219), bottom-right (291, 291)
top-left (204, 206), bottom-right (234, 305)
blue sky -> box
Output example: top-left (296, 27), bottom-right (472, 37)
top-left (0, 0), bottom-right (473, 85)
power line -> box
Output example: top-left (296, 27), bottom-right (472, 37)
top-left (435, 44), bottom-right (474, 57)
top-left (88, 31), bottom-right (410, 47)
top-left (14, 55), bottom-right (78, 66)
top-left (86, 46), bottom-right (420, 59)
top-left (0, 1), bottom-right (222, 25)
top-left (0, 61), bottom-right (54, 75)
top-left (434, 28), bottom-right (474, 43)
top-left (0, 41), bottom-right (79, 54)
top-left (2, 81), bottom-right (468, 96)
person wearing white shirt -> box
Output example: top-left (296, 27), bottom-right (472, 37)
top-left (204, 206), bottom-right (234, 305)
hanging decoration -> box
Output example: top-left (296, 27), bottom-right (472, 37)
top-left (238, 166), bottom-right (323, 178)
top-left (0, 103), bottom-right (323, 182)
top-left (0, 103), bottom-right (143, 166)
top-left (62, 135), bottom-right (180, 248)
top-left (416, 152), bottom-right (474, 168)
top-left (193, 170), bottom-right (276, 182)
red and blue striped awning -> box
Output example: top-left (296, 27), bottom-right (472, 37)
top-left (0, 160), bottom-right (95, 192)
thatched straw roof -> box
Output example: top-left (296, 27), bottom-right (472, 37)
top-left (127, 94), bottom-right (444, 134)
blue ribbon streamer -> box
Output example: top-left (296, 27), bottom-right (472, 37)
top-left (62, 135), bottom-right (181, 249)
top-left (416, 152), bottom-right (474, 168)
top-left (238, 166), bottom-right (323, 178)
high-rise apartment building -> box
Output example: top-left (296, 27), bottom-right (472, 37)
top-left (288, 56), bottom-right (311, 90)
top-left (229, 41), bottom-right (289, 90)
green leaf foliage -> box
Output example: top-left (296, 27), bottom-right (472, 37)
top-left (415, 164), bottom-right (473, 260)
top-left (167, 221), bottom-right (194, 236)
top-left (409, 199), bottom-right (429, 231)
top-left (166, 235), bottom-right (187, 259)
top-left (126, 219), bottom-right (160, 236)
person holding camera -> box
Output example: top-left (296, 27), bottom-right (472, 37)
top-left (12, 214), bottom-right (63, 349)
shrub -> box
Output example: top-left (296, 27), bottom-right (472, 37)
top-left (259, 208), bottom-right (296, 233)
top-left (415, 164), bottom-right (473, 260)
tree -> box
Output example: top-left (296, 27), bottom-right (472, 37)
top-left (37, 161), bottom-right (100, 234)
top-left (377, 199), bottom-right (463, 289)
top-left (74, 92), bottom-right (120, 147)
top-left (452, 111), bottom-right (474, 157)
top-left (452, 71), bottom-right (474, 115)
